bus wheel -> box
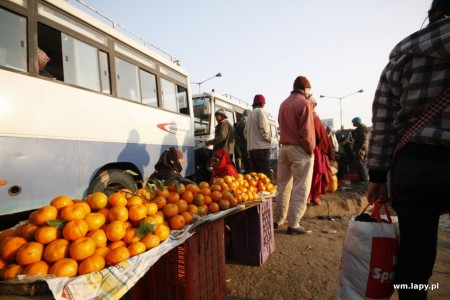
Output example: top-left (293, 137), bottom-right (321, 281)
top-left (87, 169), bottom-right (137, 196)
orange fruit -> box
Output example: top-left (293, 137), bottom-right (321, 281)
top-left (229, 197), bottom-right (238, 207)
top-left (187, 204), bottom-right (198, 216)
top-left (105, 221), bottom-right (127, 242)
top-left (97, 207), bottom-right (110, 219)
top-left (203, 195), bottom-right (213, 205)
top-left (78, 254), bottom-right (106, 275)
top-left (33, 205), bottom-right (58, 225)
top-left (60, 203), bottom-right (87, 221)
top-left (16, 242), bottom-right (44, 266)
top-left (62, 220), bottom-right (89, 241)
top-left (181, 190), bottom-right (194, 204)
top-left (197, 206), bottom-right (207, 216)
top-left (175, 200), bottom-right (188, 214)
top-left (123, 228), bottom-right (140, 244)
top-left (222, 190), bottom-right (233, 201)
top-left (108, 240), bottom-right (126, 250)
top-left (152, 195), bottom-right (167, 210)
top-left (49, 258), bottom-right (78, 278)
top-left (193, 194), bottom-right (205, 206)
top-left (154, 214), bottom-right (164, 226)
top-left (85, 192), bottom-right (108, 210)
top-left (208, 202), bottom-right (220, 213)
top-left (109, 192), bottom-right (128, 206)
top-left (108, 205), bottom-right (129, 222)
top-left (162, 203), bottom-right (178, 218)
top-left (154, 224), bottom-right (170, 242)
top-left (210, 191), bottom-right (222, 202)
top-left (0, 264), bottom-right (24, 280)
top-left (199, 187), bottom-right (211, 196)
top-left (166, 192), bottom-right (180, 204)
top-left (127, 195), bottom-right (144, 208)
top-left (1, 236), bottom-right (27, 261)
top-left (185, 183), bottom-right (199, 194)
top-left (140, 233), bottom-right (160, 250)
top-left (213, 178), bottom-right (225, 186)
top-left (70, 237), bottom-right (96, 261)
top-left (87, 229), bottom-right (108, 248)
top-left (156, 187), bottom-right (170, 198)
top-left (118, 189), bottom-right (134, 199)
top-left (78, 201), bottom-right (92, 215)
top-left (143, 202), bottom-right (158, 216)
top-left (210, 184), bottom-right (222, 192)
top-left (169, 215), bottom-right (185, 230)
top-left (128, 204), bottom-right (147, 221)
top-left (50, 195), bottom-right (73, 212)
top-left (198, 181), bottom-right (210, 189)
top-left (34, 225), bottom-right (61, 245)
top-left (44, 239), bottom-right (70, 263)
top-left (128, 242), bottom-right (146, 257)
top-left (21, 223), bottom-right (40, 241)
top-left (0, 228), bottom-right (15, 243)
top-left (181, 212), bottom-right (193, 225)
top-left (105, 246), bottom-right (130, 266)
top-left (84, 212), bottom-right (106, 231)
top-left (219, 199), bottom-right (230, 210)
top-left (136, 188), bottom-right (152, 201)
top-left (94, 246), bottom-right (110, 258)
top-left (142, 216), bottom-right (158, 226)
top-left (23, 261), bottom-right (49, 276)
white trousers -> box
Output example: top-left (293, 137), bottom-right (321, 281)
top-left (273, 145), bottom-right (314, 228)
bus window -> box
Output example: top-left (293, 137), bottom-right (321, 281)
top-left (140, 69), bottom-right (158, 107)
top-left (38, 23), bottom-right (63, 80)
top-left (99, 51), bottom-right (111, 94)
top-left (0, 7), bottom-right (27, 72)
top-left (62, 33), bottom-right (101, 91)
top-left (116, 57), bottom-right (140, 102)
top-left (178, 86), bottom-right (189, 115)
top-left (161, 78), bottom-right (177, 112)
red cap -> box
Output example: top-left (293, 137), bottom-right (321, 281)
top-left (253, 94), bottom-right (266, 105)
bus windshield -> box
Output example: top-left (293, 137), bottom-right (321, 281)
top-left (193, 97), bottom-right (211, 136)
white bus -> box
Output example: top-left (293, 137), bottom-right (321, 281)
top-left (0, 0), bottom-right (194, 227)
top-left (193, 92), bottom-right (279, 179)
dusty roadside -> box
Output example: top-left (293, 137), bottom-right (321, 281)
top-left (225, 185), bottom-right (450, 300)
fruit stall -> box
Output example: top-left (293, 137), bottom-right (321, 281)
top-left (0, 173), bottom-right (276, 299)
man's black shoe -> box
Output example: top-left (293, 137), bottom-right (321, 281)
top-left (287, 226), bottom-right (312, 235)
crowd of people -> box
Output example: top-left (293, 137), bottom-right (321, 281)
top-left (149, 2), bottom-right (449, 298)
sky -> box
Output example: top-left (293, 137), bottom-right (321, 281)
top-left (71, 0), bottom-right (431, 129)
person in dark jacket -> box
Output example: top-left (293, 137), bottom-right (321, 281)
top-left (367, 1), bottom-right (450, 299)
top-left (149, 147), bottom-right (193, 185)
top-left (351, 117), bottom-right (368, 183)
top-left (206, 109), bottom-right (235, 162)
top-left (234, 109), bottom-right (251, 173)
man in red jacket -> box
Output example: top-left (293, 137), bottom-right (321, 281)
top-left (273, 76), bottom-right (315, 235)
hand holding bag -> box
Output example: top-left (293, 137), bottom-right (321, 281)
top-left (338, 200), bottom-right (399, 300)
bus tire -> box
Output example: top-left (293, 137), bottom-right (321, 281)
top-left (87, 169), bottom-right (137, 196)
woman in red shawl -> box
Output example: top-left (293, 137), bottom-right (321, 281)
top-left (209, 149), bottom-right (238, 184)
top-left (309, 100), bottom-right (335, 206)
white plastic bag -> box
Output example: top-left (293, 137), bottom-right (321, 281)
top-left (338, 201), bottom-right (399, 300)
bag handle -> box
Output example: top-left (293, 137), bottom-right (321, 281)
top-left (360, 198), bottom-right (393, 224)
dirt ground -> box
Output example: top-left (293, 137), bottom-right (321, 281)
top-left (224, 185), bottom-right (450, 300)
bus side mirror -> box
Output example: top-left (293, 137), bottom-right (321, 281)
top-left (203, 102), bottom-right (211, 115)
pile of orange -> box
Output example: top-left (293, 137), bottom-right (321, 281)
top-left (0, 173), bottom-right (276, 280)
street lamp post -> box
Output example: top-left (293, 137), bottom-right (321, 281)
top-left (191, 72), bottom-right (222, 93)
top-left (319, 89), bottom-right (363, 129)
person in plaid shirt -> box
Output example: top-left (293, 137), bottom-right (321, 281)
top-left (366, 1), bottom-right (450, 299)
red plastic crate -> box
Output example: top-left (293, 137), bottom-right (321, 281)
top-left (228, 200), bottom-right (275, 265)
top-left (148, 219), bottom-right (226, 300)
